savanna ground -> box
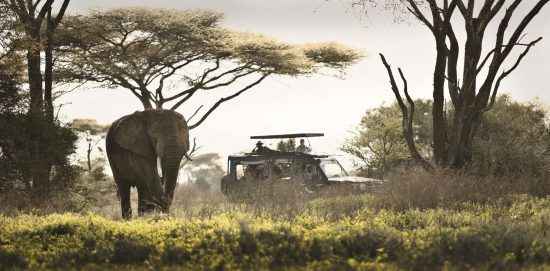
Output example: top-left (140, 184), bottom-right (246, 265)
top-left (1, 171), bottom-right (549, 271)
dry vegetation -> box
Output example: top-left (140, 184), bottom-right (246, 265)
top-left (1, 170), bottom-right (549, 270)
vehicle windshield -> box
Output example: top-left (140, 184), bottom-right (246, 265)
top-left (319, 158), bottom-right (348, 178)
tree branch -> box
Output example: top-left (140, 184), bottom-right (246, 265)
top-left (187, 74), bottom-right (269, 129)
top-left (36, 0), bottom-right (54, 23)
top-left (501, 0), bottom-right (549, 61)
top-left (379, 53), bottom-right (434, 171)
top-left (485, 37), bottom-right (542, 111)
top-left (477, 41), bottom-right (541, 74)
top-left (186, 105), bottom-right (204, 124)
top-left (406, 0), bottom-right (434, 33)
top-left (51, 0), bottom-right (69, 28)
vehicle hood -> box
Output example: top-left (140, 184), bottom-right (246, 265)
top-left (328, 176), bottom-right (384, 184)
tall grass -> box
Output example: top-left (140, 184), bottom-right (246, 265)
top-left (0, 195), bottom-right (549, 270)
top-left (0, 170), bottom-right (549, 270)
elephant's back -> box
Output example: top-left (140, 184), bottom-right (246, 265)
top-left (105, 114), bottom-right (129, 154)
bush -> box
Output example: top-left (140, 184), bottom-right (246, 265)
top-left (0, 196), bottom-right (548, 270)
top-left (471, 96), bottom-right (550, 176)
top-left (343, 96), bottom-right (550, 177)
top-left (0, 109), bottom-right (81, 194)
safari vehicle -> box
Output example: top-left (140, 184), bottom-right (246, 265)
top-left (220, 133), bottom-right (383, 198)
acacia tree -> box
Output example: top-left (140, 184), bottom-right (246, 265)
top-left (354, 0), bottom-right (548, 169)
top-left (56, 7), bottom-right (361, 129)
top-left (72, 119), bottom-right (108, 172)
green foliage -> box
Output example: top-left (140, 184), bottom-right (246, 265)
top-left (55, 7), bottom-right (362, 114)
top-left (342, 100), bottom-right (432, 176)
top-left (472, 96), bottom-right (550, 175)
top-left (0, 56), bottom-right (81, 193)
top-left (0, 196), bottom-right (548, 270)
top-left (72, 119), bottom-right (109, 135)
top-left (0, 113), bottom-right (81, 191)
top-left (344, 96), bottom-right (550, 176)
top-left (71, 119), bottom-right (108, 172)
top-left (276, 139), bottom-right (296, 152)
top-left (90, 165), bottom-right (108, 182)
top-left (0, 55), bottom-right (25, 114)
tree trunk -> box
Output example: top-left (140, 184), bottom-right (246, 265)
top-left (87, 140), bottom-right (92, 171)
top-left (44, 8), bottom-right (55, 122)
top-left (26, 32), bottom-right (43, 116)
top-left (447, 26), bottom-right (485, 167)
top-left (24, 26), bottom-right (53, 191)
top-left (431, 38), bottom-right (448, 166)
top-left (140, 88), bottom-right (154, 110)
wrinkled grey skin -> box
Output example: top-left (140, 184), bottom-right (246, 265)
top-left (106, 110), bottom-right (190, 219)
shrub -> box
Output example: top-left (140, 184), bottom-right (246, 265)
top-left (343, 95), bottom-right (550, 177)
top-left (0, 196), bottom-right (548, 270)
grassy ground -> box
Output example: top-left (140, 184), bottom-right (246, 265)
top-left (1, 190), bottom-right (549, 270)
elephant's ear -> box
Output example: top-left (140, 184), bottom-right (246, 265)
top-left (113, 115), bottom-right (154, 158)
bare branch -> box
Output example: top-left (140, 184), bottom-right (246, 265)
top-left (398, 68), bottom-right (414, 129)
top-left (485, 37), bottom-right (542, 111)
top-left (444, 4), bottom-right (460, 106)
top-left (477, 41), bottom-right (542, 74)
top-left (188, 74), bottom-right (269, 129)
top-left (202, 70), bottom-right (256, 90)
top-left (494, 0), bottom-right (522, 56)
top-left (165, 65), bottom-right (257, 110)
top-left (379, 53), bottom-right (407, 114)
top-left (380, 53), bottom-right (434, 171)
top-left (501, 0), bottom-right (549, 60)
top-left (406, 0), bottom-right (434, 32)
top-left (51, 0), bottom-right (69, 28)
top-left (186, 105), bottom-right (204, 124)
top-left (36, 0), bottom-right (54, 23)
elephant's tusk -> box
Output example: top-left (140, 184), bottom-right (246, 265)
top-left (157, 156), bottom-right (163, 178)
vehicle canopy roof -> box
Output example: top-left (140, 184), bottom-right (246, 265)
top-left (228, 151), bottom-right (328, 160)
top-left (250, 133), bottom-right (324, 140)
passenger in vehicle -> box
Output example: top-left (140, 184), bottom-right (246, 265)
top-left (244, 165), bottom-right (258, 181)
top-left (302, 164), bottom-right (320, 184)
top-left (296, 139), bottom-right (312, 153)
top-left (252, 141), bottom-right (272, 153)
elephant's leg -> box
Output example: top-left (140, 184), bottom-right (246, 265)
top-left (131, 156), bottom-right (167, 211)
top-left (137, 185), bottom-right (155, 215)
top-left (110, 155), bottom-right (133, 220)
top-left (118, 182), bottom-right (132, 219)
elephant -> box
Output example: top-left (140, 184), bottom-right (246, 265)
top-left (106, 109), bottom-right (191, 219)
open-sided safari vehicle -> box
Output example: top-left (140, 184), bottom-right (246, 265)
top-left (220, 133), bottom-right (383, 199)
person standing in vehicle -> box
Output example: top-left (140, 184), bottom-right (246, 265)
top-left (252, 141), bottom-right (271, 153)
top-left (296, 139), bottom-right (312, 153)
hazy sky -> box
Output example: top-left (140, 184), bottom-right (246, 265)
top-left (58, 0), bottom-right (550, 170)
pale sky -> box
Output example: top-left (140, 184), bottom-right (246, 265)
top-left (58, 0), bottom-right (550, 170)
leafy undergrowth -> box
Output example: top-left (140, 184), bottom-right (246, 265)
top-left (0, 195), bottom-right (549, 270)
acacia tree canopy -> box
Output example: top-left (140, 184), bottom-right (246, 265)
top-left (57, 7), bottom-right (362, 129)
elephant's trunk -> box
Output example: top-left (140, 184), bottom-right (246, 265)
top-left (162, 156), bottom-right (182, 208)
